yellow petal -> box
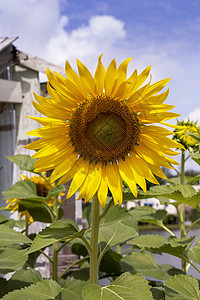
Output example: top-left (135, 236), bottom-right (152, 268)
top-left (94, 55), bottom-right (105, 95)
top-left (145, 78), bottom-right (171, 98)
top-left (82, 162), bottom-right (102, 202)
top-left (118, 159), bottom-right (137, 197)
top-left (106, 162), bottom-right (122, 205)
top-left (76, 59), bottom-right (96, 96)
top-left (67, 159), bottom-right (89, 198)
top-left (104, 59), bottom-right (117, 96)
top-left (134, 65), bottom-right (151, 90)
top-left (97, 164), bottom-right (108, 208)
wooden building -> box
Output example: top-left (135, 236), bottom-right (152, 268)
top-left (0, 37), bottom-right (81, 276)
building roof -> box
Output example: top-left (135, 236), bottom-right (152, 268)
top-left (0, 37), bottom-right (18, 52)
top-left (0, 37), bottom-right (64, 75)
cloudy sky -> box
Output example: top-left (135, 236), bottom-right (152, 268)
top-left (0, 0), bottom-right (200, 123)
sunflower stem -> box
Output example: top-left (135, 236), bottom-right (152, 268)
top-left (180, 149), bottom-right (186, 273)
top-left (90, 193), bottom-right (100, 285)
top-left (52, 195), bottom-right (59, 281)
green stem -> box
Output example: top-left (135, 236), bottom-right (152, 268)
top-left (116, 244), bottom-right (121, 254)
top-left (39, 249), bottom-right (53, 264)
top-left (121, 247), bottom-right (133, 256)
top-left (52, 243), bottom-right (58, 281)
top-left (52, 195), bottom-right (58, 281)
top-left (90, 193), bottom-right (100, 285)
top-left (180, 149), bottom-right (186, 273)
top-left (186, 217), bottom-right (200, 235)
top-left (58, 256), bottom-right (89, 281)
top-left (99, 199), bottom-right (113, 220)
top-left (160, 224), bottom-right (175, 236)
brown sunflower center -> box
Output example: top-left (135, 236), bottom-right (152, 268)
top-left (69, 95), bottom-right (140, 162)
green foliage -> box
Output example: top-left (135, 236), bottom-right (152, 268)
top-left (0, 224), bottom-right (31, 246)
top-left (165, 274), bottom-right (200, 299)
top-left (27, 218), bottom-right (81, 254)
top-left (6, 154), bottom-right (37, 172)
top-left (1, 279), bottom-right (62, 300)
top-left (7, 268), bottom-right (42, 292)
top-left (0, 248), bottom-right (28, 274)
top-left (121, 251), bottom-right (171, 280)
top-left (82, 272), bottom-right (153, 300)
top-left (62, 278), bottom-right (89, 300)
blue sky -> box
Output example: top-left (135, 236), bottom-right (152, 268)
top-left (0, 0), bottom-right (200, 123)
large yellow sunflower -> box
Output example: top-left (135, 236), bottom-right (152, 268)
top-left (6, 173), bottom-right (63, 223)
top-left (25, 56), bottom-right (182, 207)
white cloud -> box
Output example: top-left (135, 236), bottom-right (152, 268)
top-left (46, 14), bottom-right (126, 70)
top-left (187, 108), bottom-right (200, 123)
top-left (0, 0), bottom-right (61, 58)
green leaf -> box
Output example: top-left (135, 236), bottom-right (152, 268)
top-left (27, 218), bottom-right (80, 254)
top-left (121, 251), bottom-right (169, 280)
top-left (2, 180), bottom-right (45, 202)
top-left (1, 279), bottom-right (61, 300)
top-left (0, 224), bottom-right (32, 246)
top-left (71, 242), bottom-right (88, 257)
top-left (191, 153), bottom-right (200, 166)
top-left (0, 248), bottom-right (28, 273)
top-left (129, 235), bottom-right (195, 261)
top-left (62, 278), bottom-right (89, 300)
top-left (6, 154), bottom-right (37, 172)
top-left (82, 272), bottom-right (153, 300)
top-left (188, 174), bottom-right (200, 185)
top-left (98, 218), bottom-right (138, 248)
top-left (129, 206), bottom-right (167, 227)
top-left (172, 184), bottom-right (197, 198)
top-left (0, 278), bottom-right (8, 298)
top-left (128, 234), bottom-right (168, 249)
top-left (150, 287), bottom-right (165, 300)
top-left (165, 274), bottom-right (200, 299)
top-left (0, 214), bottom-right (8, 224)
top-left (101, 204), bottom-right (132, 224)
top-left (45, 185), bottom-right (65, 200)
top-left (7, 268), bottom-right (42, 292)
top-left (188, 238), bottom-right (200, 264)
top-left (99, 249), bottom-right (122, 274)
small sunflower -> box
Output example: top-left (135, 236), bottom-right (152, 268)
top-left (6, 173), bottom-right (63, 223)
top-left (26, 56), bottom-right (182, 207)
top-left (173, 120), bottom-right (200, 150)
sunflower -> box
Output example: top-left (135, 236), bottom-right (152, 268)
top-left (25, 56), bottom-right (182, 207)
top-left (173, 120), bottom-right (200, 150)
top-left (6, 173), bottom-right (63, 223)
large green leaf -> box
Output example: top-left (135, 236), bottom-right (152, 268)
top-left (0, 224), bottom-right (32, 246)
top-left (99, 249), bottom-right (122, 274)
top-left (101, 205), bottom-right (132, 224)
top-left (98, 218), bottom-right (138, 248)
top-left (124, 184), bottom-right (200, 210)
top-left (187, 238), bottom-right (200, 264)
top-left (82, 272), bottom-right (153, 300)
top-left (62, 278), bottom-right (89, 300)
top-left (165, 274), bottom-right (200, 299)
top-left (27, 218), bottom-right (81, 254)
top-left (7, 268), bottom-right (42, 292)
top-left (6, 154), bottom-right (37, 172)
top-left (0, 248), bottom-right (28, 273)
top-left (128, 235), bottom-right (195, 261)
top-left (129, 206), bottom-right (167, 227)
top-left (1, 280), bottom-right (61, 300)
top-left (128, 234), bottom-right (168, 249)
top-left (121, 251), bottom-right (169, 280)
top-left (2, 180), bottom-right (45, 202)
